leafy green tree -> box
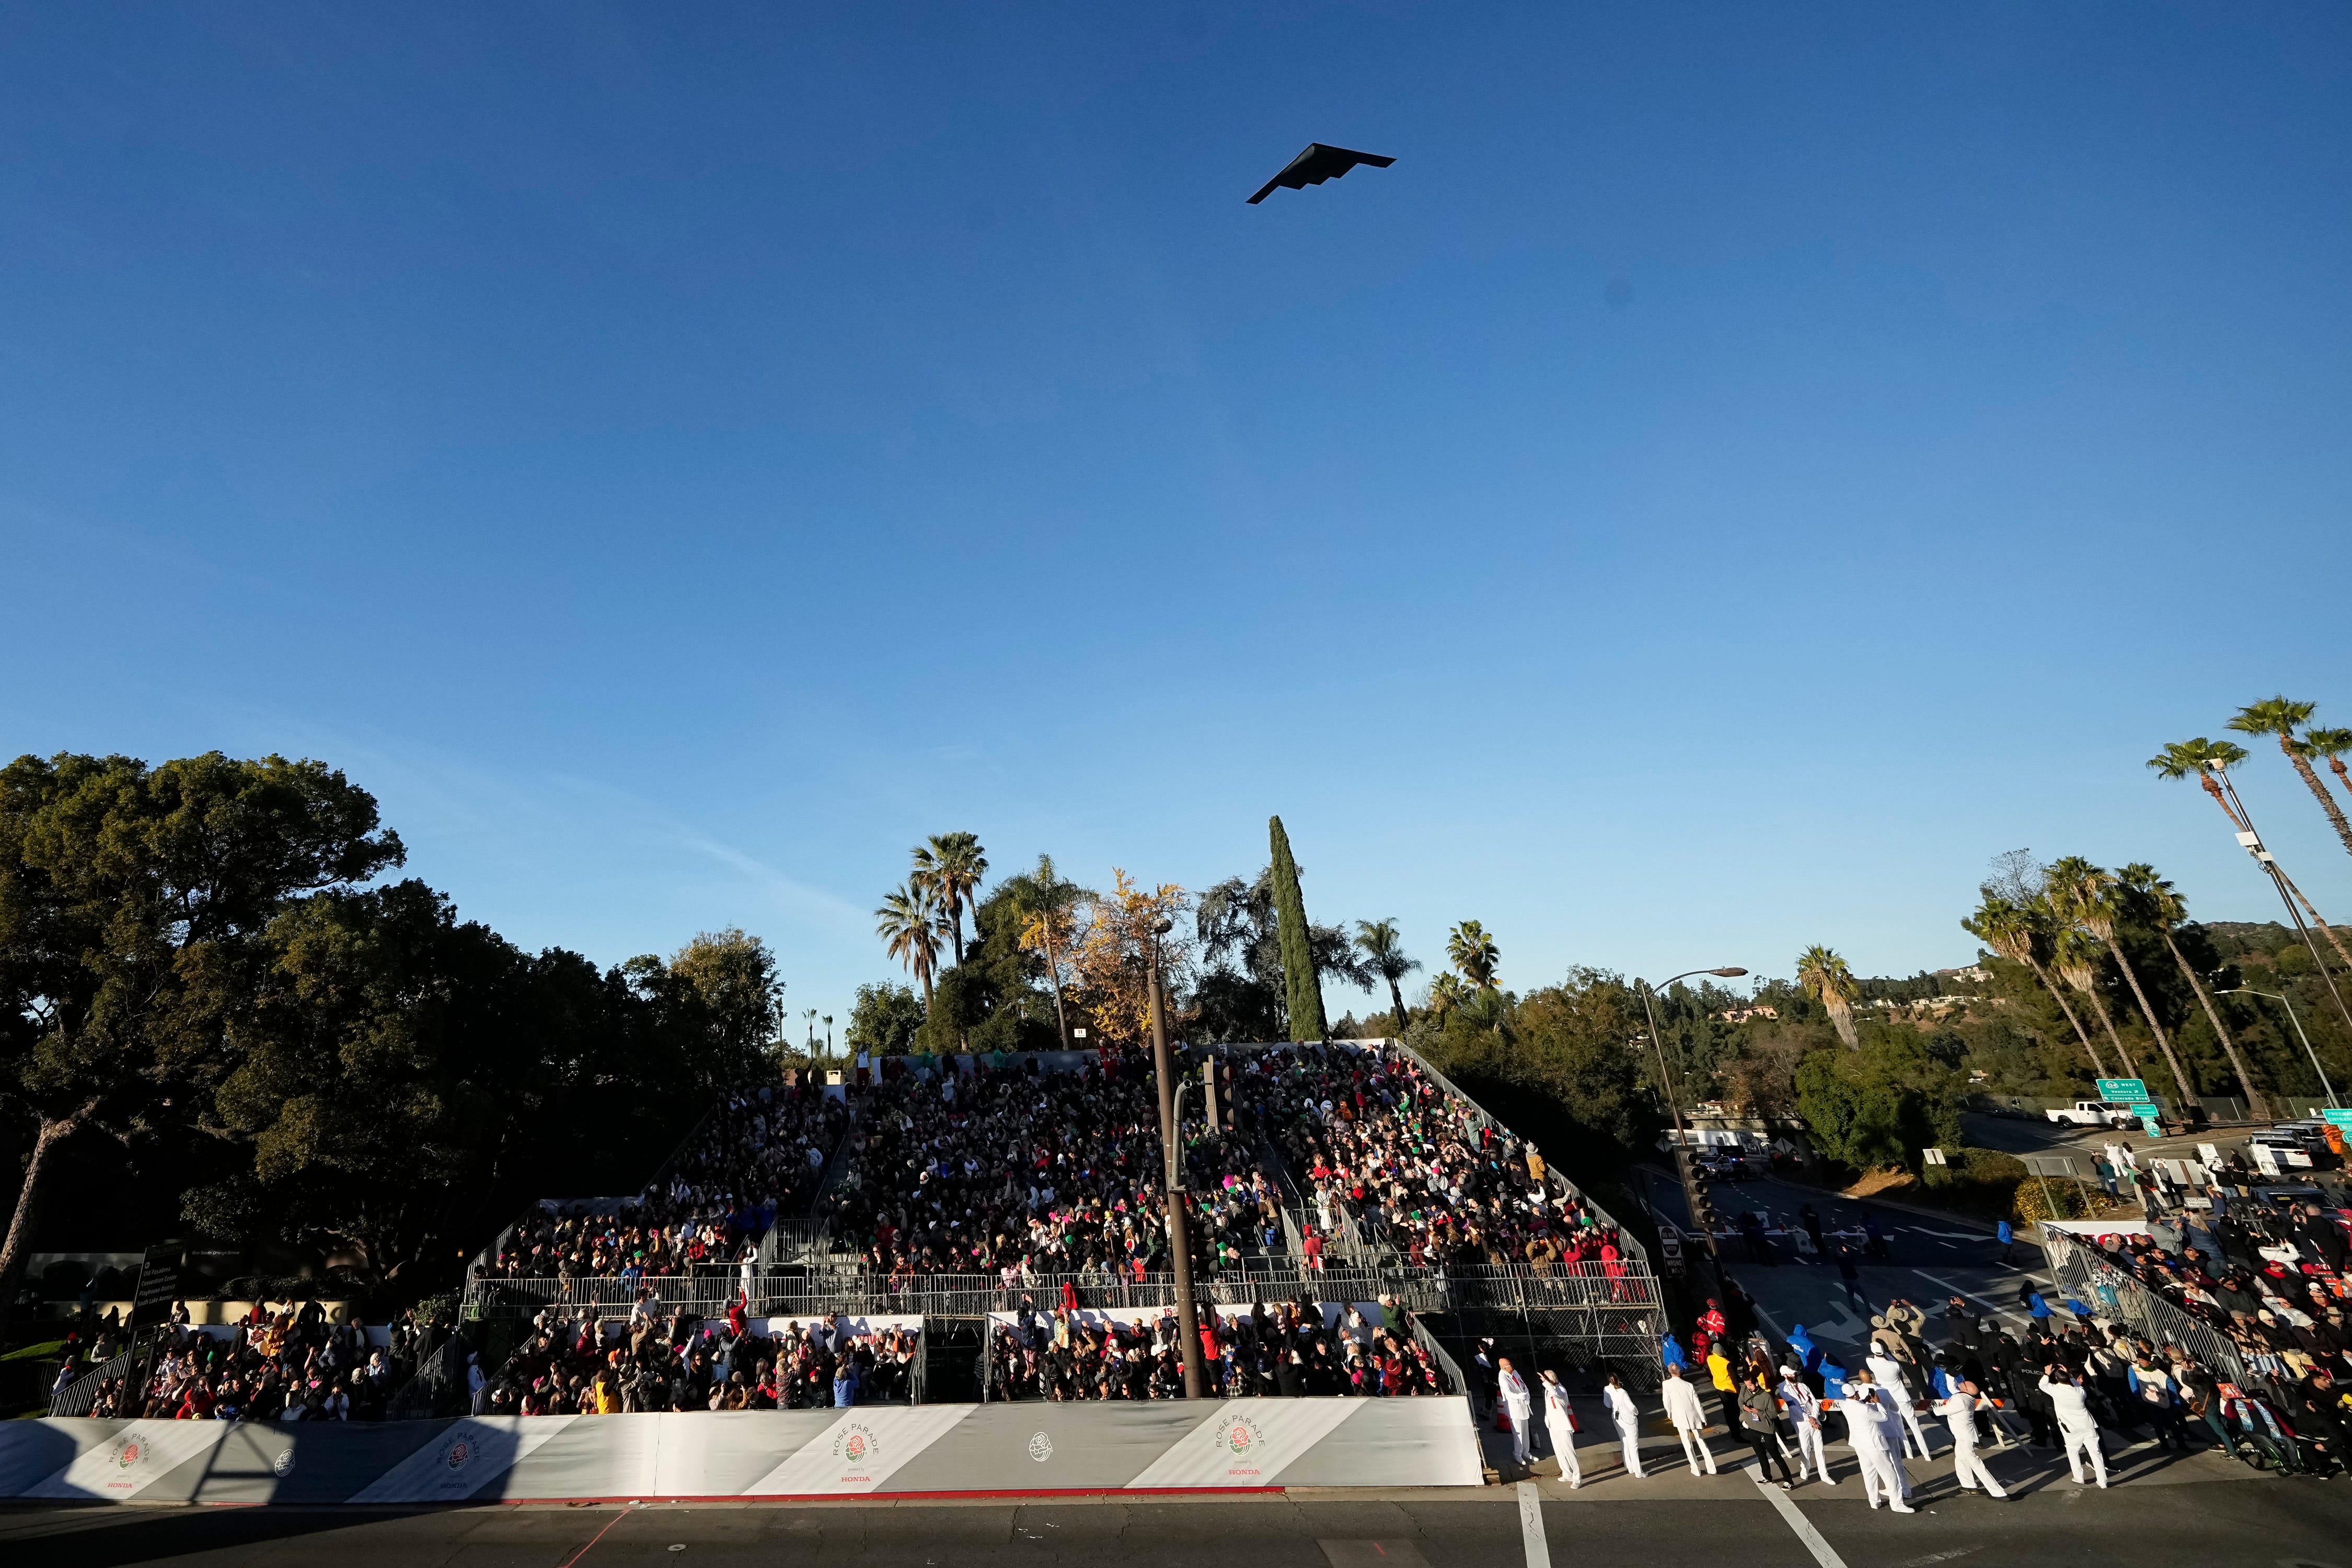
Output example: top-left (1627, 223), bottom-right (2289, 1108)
top-left (1795, 946), bottom-right (1860, 1049)
top-left (665, 927), bottom-right (784, 1082)
top-left (844, 981), bottom-right (925, 1058)
top-left (1195, 863), bottom-right (1365, 1041)
top-left (0, 751), bottom-right (405, 1326)
top-left (2230, 697), bottom-right (2352, 859)
top-left (197, 880), bottom-right (532, 1282)
top-left (1353, 919), bottom-right (1421, 1032)
top-left (1267, 817), bottom-right (1329, 1043)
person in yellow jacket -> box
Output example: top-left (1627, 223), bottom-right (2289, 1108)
top-left (1707, 1346), bottom-right (1741, 1432)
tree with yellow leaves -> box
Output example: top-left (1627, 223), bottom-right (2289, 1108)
top-left (1069, 870), bottom-right (1193, 1048)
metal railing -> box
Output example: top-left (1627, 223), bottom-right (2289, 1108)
top-left (2040, 1228), bottom-right (2247, 1383)
top-left (45, 1331), bottom-right (152, 1417)
top-left (385, 1334), bottom-right (466, 1421)
top-left (468, 1260), bottom-right (1661, 1329)
top-left (1387, 1037), bottom-right (1652, 1275)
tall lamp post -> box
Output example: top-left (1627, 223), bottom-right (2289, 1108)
top-left (1636, 966), bottom-right (1749, 1258)
top-left (2220, 986), bottom-right (2341, 1110)
top-left (1147, 917), bottom-right (1208, 1398)
top-left (2207, 758), bottom-right (2352, 1039)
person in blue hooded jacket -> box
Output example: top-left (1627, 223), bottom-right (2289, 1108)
top-left (1662, 1332), bottom-right (1687, 1371)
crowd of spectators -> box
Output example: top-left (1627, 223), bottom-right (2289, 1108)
top-left (985, 1292), bottom-right (1451, 1401)
top-left (67, 1301), bottom-right (445, 1423)
top-left (473, 1087), bottom-right (847, 1284)
top-left (1232, 1044), bottom-right (1638, 1281)
top-left (822, 1054), bottom-right (1273, 1283)
top-left (478, 1294), bottom-right (921, 1414)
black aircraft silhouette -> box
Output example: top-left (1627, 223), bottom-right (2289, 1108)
top-left (1246, 143), bottom-right (1396, 205)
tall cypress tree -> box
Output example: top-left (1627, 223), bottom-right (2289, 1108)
top-left (1268, 815), bottom-right (1328, 1042)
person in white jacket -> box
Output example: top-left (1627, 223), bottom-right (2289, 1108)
top-left (1866, 1350), bottom-right (1934, 1460)
top-left (1933, 1381), bottom-right (2008, 1498)
top-left (1498, 1356), bottom-right (1536, 1470)
top-left (1541, 1367), bottom-right (1582, 1488)
top-left (1661, 1365), bottom-right (1719, 1475)
top-left (1602, 1373), bottom-right (1645, 1478)
top-left (1778, 1366), bottom-right (1832, 1484)
top-left (2039, 1367), bottom-right (2108, 1488)
top-left (1838, 1369), bottom-right (1916, 1513)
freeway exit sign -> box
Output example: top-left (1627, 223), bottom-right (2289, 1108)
top-left (2322, 1109), bottom-right (2352, 1129)
top-left (2097, 1078), bottom-right (2148, 1102)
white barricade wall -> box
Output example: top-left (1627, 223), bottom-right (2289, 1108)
top-left (0, 1398), bottom-right (1481, 1502)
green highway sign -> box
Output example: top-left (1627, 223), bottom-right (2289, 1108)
top-left (2097, 1078), bottom-right (2148, 1102)
top-left (2322, 1109), bottom-right (2352, 1129)
top-left (2127, 1103), bottom-right (2160, 1119)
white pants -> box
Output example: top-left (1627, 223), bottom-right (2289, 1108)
top-left (1853, 1444), bottom-right (1913, 1511)
top-left (1615, 1419), bottom-right (1644, 1477)
top-left (1950, 1440), bottom-right (2006, 1497)
top-left (2062, 1425), bottom-right (2108, 1486)
top-left (1792, 1421), bottom-right (1831, 1482)
top-left (1507, 1404), bottom-right (1533, 1466)
top-left (1677, 1426), bottom-right (1718, 1474)
top-left (1898, 1402), bottom-right (1934, 1459)
top-left (1547, 1418), bottom-right (1581, 1485)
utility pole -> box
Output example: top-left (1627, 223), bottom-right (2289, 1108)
top-left (1149, 917), bottom-right (1207, 1399)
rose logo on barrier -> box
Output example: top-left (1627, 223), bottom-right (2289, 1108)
top-left (831, 1422), bottom-right (879, 1470)
top-left (273, 1447), bottom-right (296, 1478)
top-left (113, 1439), bottom-right (143, 1471)
top-left (1028, 1431), bottom-right (1053, 1463)
top-left (1224, 1415), bottom-right (1262, 1457)
top-left (445, 1438), bottom-right (472, 1471)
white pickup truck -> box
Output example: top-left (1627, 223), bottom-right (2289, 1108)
top-left (2047, 1100), bottom-right (2139, 1127)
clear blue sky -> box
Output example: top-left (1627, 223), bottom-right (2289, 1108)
top-left (6, 4), bottom-right (2349, 1029)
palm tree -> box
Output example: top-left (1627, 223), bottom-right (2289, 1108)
top-left (1962, 894), bottom-right (2109, 1078)
top-left (876, 881), bottom-right (943, 1011)
top-left (2230, 697), bottom-right (2352, 859)
top-left (1794, 945), bottom-right (1860, 1049)
top-left (2308, 726), bottom-right (2352, 800)
top-left (2148, 737), bottom-right (2253, 828)
top-left (1013, 856), bottom-right (1085, 1048)
top-left (1447, 921), bottom-right (1500, 990)
top-left (2119, 863), bottom-right (2268, 1120)
top-left (911, 832), bottom-right (989, 966)
top-left (1426, 972), bottom-right (1465, 1022)
top-left (804, 1008), bottom-right (818, 1050)
top-left (2053, 927), bottom-right (2137, 1079)
top-left (2154, 735), bottom-right (2352, 973)
top-left (2046, 856), bottom-right (2195, 1104)
top-left (1354, 919), bottom-right (1422, 1031)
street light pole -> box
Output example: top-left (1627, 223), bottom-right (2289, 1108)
top-left (2208, 761), bottom-right (2352, 1040)
top-left (1148, 918), bottom-right (1207, 1399)
top-left (2220, 986), bottom-right (2340, 1110)
top-left (1635, 966), bottom-right (1748, 1259)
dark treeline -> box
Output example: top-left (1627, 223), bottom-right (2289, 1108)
top-left (0, 752), bottom-right (787, 1327)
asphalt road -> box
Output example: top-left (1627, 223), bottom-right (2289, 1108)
top-left (3, 1466), bottom-right (2343, 1568)
top-left (1632, 1168), bottom-right (2061, 1364)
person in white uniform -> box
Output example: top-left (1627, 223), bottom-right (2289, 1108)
top-left (1838, 1369), bottom-right (1916, 1513)
top-left (2039, 1366), bottom-right (2109, 1488)
top-left (1540, 1367), bottom-right (1582, 1488)
top-left (1866, 1350), bottom-right (1934, 1460)
top-left (1934, 1380), bottom-right (2009, 1499)
top-left (1662, 1364), bottom-right (1719, 1475)
top-left (1602, 1373), bottom-right (1644, 1478)
top-left (1497, 1356), bottom-right (1535, 1470)
top-left (1778, 1365), bottom-right (1832, 1483)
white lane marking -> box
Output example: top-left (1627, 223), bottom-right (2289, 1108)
top-left (1752, 1471), bottom-right (1848, 1568)
top-left (1516, 1480), bottom-right (1549, 1568)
